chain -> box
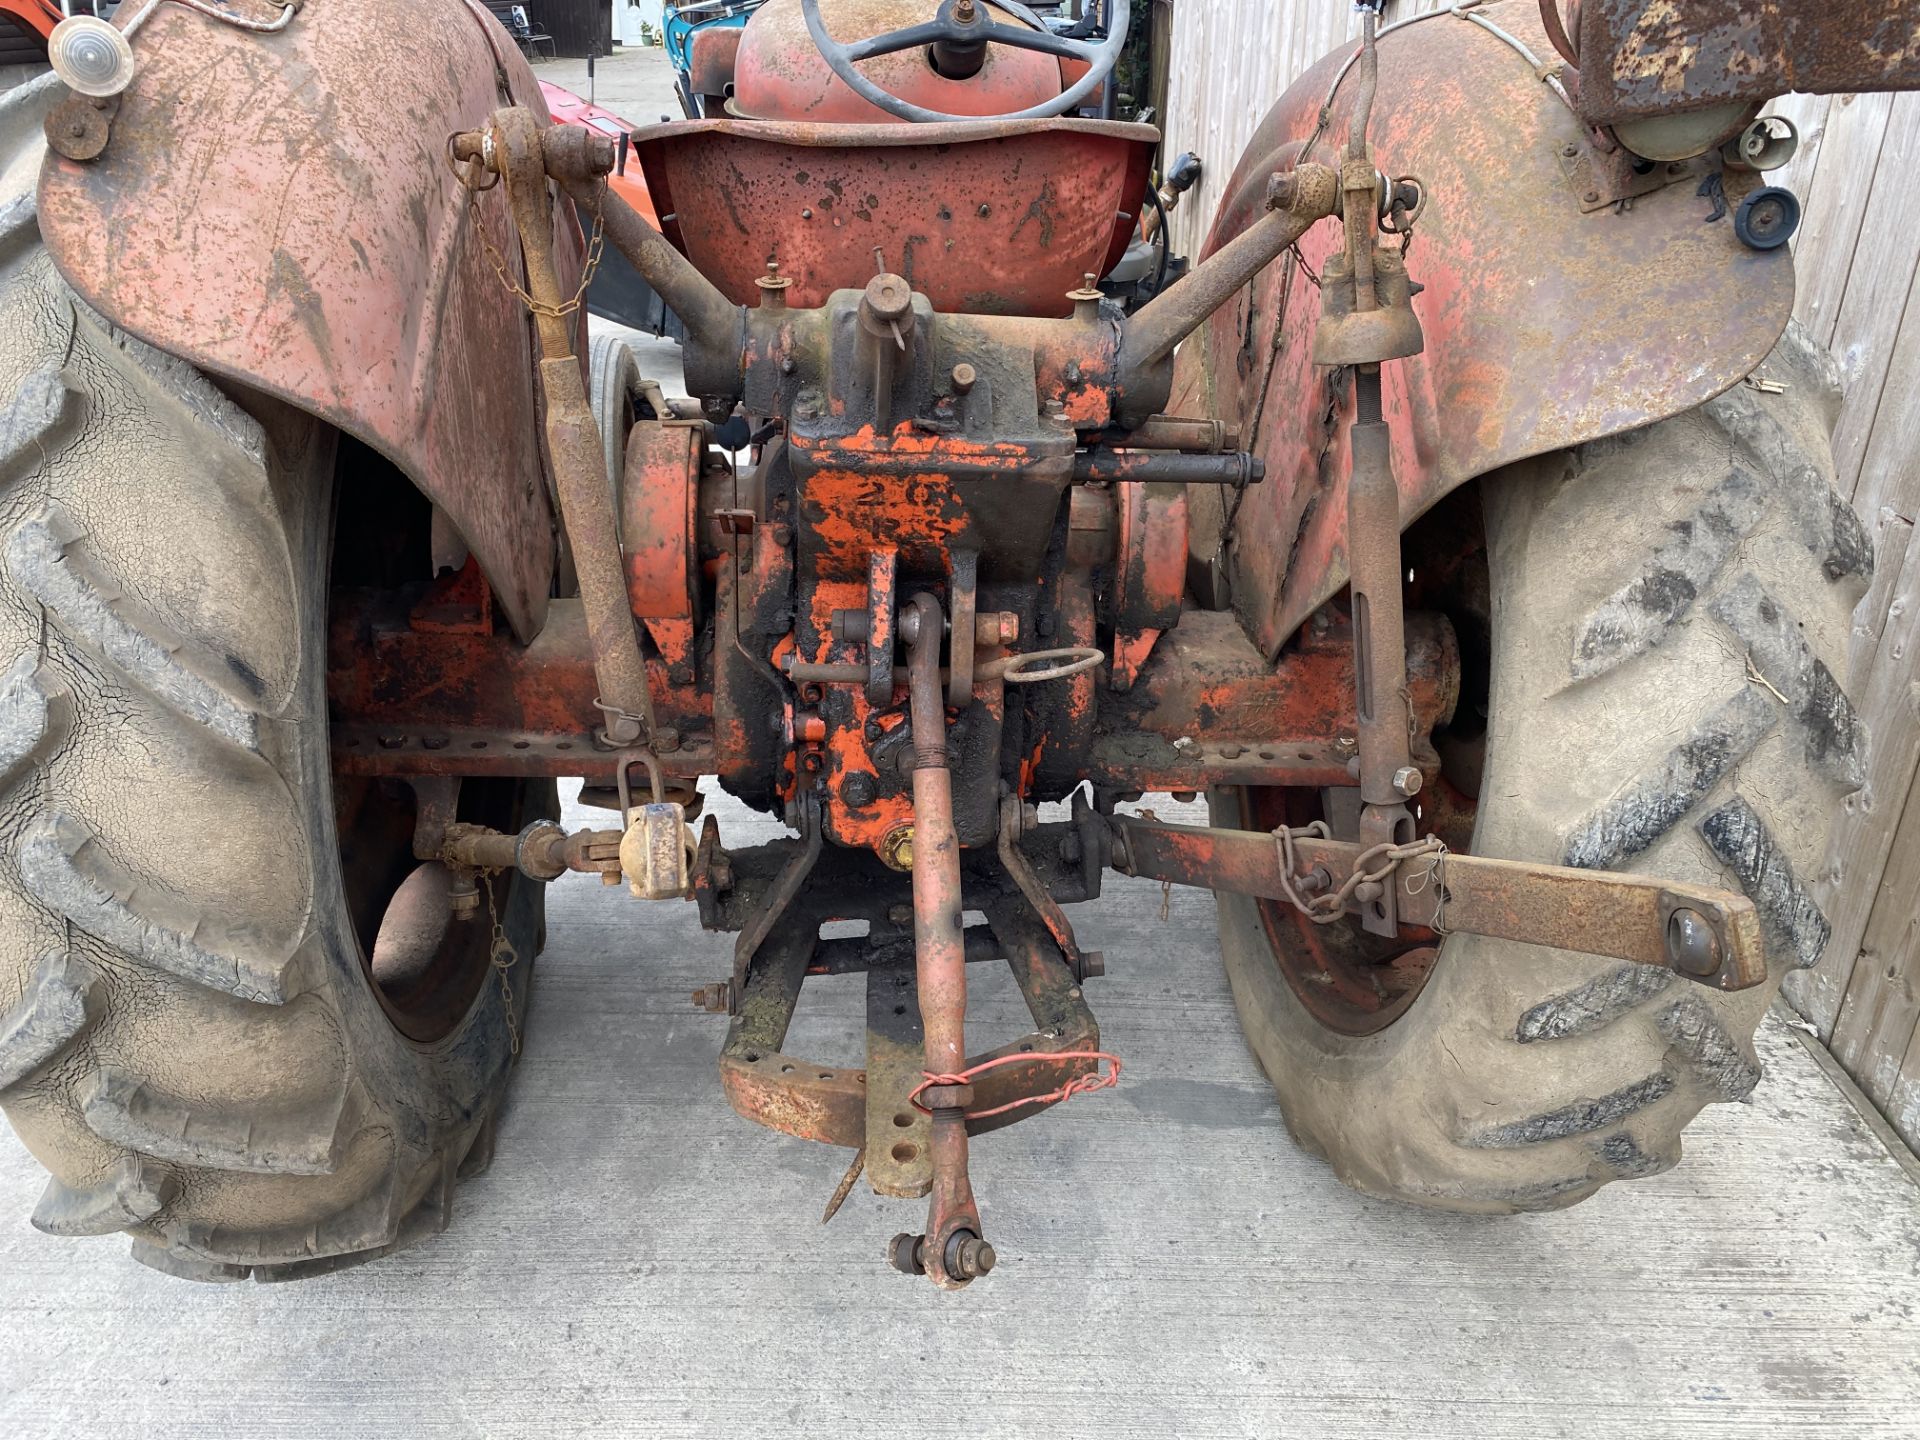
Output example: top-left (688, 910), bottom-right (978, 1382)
top-left (458, 155), bottom-right (608, 321)
top-left (1272, 822), bottom-right (1449, 927)
top-left (1288, 242), bottom-right (1323, 290)
top-left (482, 871), bottom-right (522, 1056)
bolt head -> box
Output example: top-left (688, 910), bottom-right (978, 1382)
top-left (879, 824), bottom-right (916, 872)
top-left (1392, 766), bottom-right (1423, 797)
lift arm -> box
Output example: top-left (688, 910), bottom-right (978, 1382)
top-left (1106, 816), bottom-right (1766, 993)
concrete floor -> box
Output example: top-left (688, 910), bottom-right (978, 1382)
top-left (4, 42), bottom-right (1918, 1440)
top-left (2, 786), bottom-right (1919, 1438)
top-left (535, 41), bottom-right (684, 123)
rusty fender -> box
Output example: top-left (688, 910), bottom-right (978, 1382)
top-left (1175, 0), bottom-right (1797, 657)
top-left (34, 0), bottom-right (583, 642)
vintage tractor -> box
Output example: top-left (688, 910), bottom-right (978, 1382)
top-left (0, 0), bottom-right (1910, 1286)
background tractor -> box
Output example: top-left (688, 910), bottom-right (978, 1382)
top-left (0, 0), bottom-right (1911, 1286)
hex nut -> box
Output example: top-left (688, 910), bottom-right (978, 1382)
top-left (880, 824), bottom-right (915, 872)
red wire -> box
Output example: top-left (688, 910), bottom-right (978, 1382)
top-left (908, 1050), bottom-right (1122, 1120)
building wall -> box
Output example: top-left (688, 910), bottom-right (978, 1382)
top-left (1161, 1), bottom-right (1920, 1150)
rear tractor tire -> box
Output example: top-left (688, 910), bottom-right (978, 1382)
top-left (1217, 323), bottom-right (1869, 1211)
top-left (0, 74), bottom-right (549, 1279)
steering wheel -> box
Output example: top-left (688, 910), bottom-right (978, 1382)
top-left (799, 0), bottom-right (1130, 123)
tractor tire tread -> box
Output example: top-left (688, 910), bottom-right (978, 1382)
top-left (0, 73), bottom-right (540, 1277)
top-left (1216, 320), bottom-right (1864, 1212)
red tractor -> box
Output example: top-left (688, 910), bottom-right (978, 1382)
top-left (0, 0), bottom-right (1907, 1286)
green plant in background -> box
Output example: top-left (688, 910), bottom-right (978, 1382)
top-left (1115, 0), bottom-right (1154, 123)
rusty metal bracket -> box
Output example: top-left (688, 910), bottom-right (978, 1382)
top-left (710, 895), bottom-right (1100, 1148)
top-left (1108, 817), bottom-right (1766, 991)
top-left (865, 959), bottom-right (933, 1199)
top-left (997, 794), bottom-right (1103, 983)
top-left (719, 927), bottom-right (860, 1147)
top-left (946, 549), bottom-right (979, 710)
top-left (727, 793), bottom-right (824, 1012)
top-left (1553, 138), bottom-right (1701, 213)
top-left (406, 776), bottom-right (463, 861)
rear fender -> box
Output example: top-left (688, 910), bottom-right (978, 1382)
top-left (1176, 0), bottom-right (1794, 657)
top-left (35, 0), bottom-right (583, 641)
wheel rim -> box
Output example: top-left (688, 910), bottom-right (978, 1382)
top-left (1238, 487), bottom-right (1491, 1038)
top-left (334, 774), bottom-right (524, 1044)
top-left (1240, 785), bottom-right (1442, 1036)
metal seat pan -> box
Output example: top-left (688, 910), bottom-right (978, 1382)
top-left (631, 117), bottom-right (1159, 316)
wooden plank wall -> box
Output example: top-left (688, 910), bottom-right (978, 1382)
top-left (1769, 88), bottom-right (1920, 1149)
top-left (1162, 0), bottom-right (1444, 261)
top-left (1162, 4), bottom-right (1920, 1150)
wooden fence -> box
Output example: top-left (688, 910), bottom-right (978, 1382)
top-left (1161, 1), bottom-right (1920, 1150)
